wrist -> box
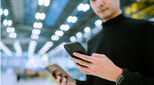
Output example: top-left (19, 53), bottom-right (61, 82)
top-left (113, 67), bottom-right (123, 82)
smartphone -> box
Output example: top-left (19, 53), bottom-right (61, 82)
top-left (45, 64), bottom-right (75, 83)
top-left (64, 42), bottom-right (91, 64)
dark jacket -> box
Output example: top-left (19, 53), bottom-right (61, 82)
top-left (77, 14), bottom-right (154, 85)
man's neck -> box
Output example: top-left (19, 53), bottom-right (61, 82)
top-left (103, 10), bottom-right (122, 22)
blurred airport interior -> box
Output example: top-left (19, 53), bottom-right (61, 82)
top-left (0, 0), bottom-right (154, 85)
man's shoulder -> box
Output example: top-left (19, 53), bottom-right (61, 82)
top-left (123, 16), bottom-right (153, 31)
top-left (125, 17), bottom-right (153, 26)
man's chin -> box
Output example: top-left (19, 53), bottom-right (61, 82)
top-left (101, 13), bottom-right (114, 20)
top-left (101, 15), bottom-right (110, 20)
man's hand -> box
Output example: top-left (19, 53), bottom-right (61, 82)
top-left (70, 52), bottom-right (122, 82)
top-left (51, 74), bottom-right (76, 85)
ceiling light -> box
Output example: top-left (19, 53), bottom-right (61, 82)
top-left (38, 41), bottom-right (53, 56)
top-left (0, 8), bottom-right (3, 15)
top-left (0, 42), bottom-right (12, 56)
top-left (7, 20), bottom-right (13, 26)
top-left (3, 19), bottom-right (8, 26)
top-left (72, 16), bottom-right (78, 23)
top-left (28, 41), bottom-right (37, 57)
top-left (70, 36), bottom-right (76, 42)
top-left (13, 40), bottom-right (22, 57)
top-left (60, 24), bottom-right (70, 31)
top-left (76, 32), bottom-right (82, 38)
top-left (84, 27), bottom-right (91, 33)
top-left (33, 22), bottom-right (38, 28)
top-left (67, 16), bottom-right (78, 23)
top-left (38, 0), bottom-right (50, 7)
top-left (32, 29), bottom-right (41, 35)
top-left (77, 4), bottom-right (84, 11)
top-left (55, 30), bottom-right (64, 37)
top-left (38, 22), bottom-right (43, 28)
top-left (33, 22), bottom-right (43, 29)
top-left (83, 4), bottom-right (90, 12)
top-left (31, 34), bottom-right (39, 40)
top-left (83, 33), bottom-right (90, 38)
top-left (44, 0), bottom-right (50, 7)
top-left (35, 12), bottom-right (46, 20)
top-left (92, 27), bottom-right (101, 34)
top-left (6, 27), bottom-right (15, 33)
top-left (77, 3), bottom-right (90, 12)
top-left (35, 12), bottom-right (40, 19)
top-left (3, 9), bottom-right (9, 16)
top-left (9, 32), bottom-right (17, 38)
top-left (51, 35), bottom-right (59, 41)
top-left (38, 0), bottom-right (44, 6)
top-left (40, 13), bottom-right (46, 20)
top-left (95, 19), bottom-right (102, 26)
top-left (67, 16), bottom-right (72, 23)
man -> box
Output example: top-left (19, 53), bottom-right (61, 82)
top-left (52, 0), bottom-right (154, 85)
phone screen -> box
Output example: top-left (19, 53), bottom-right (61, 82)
top-left (64, 42), bottom-right (91, 66)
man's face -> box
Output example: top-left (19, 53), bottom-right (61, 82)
top-left (90, 0), bottom-right (120, 20)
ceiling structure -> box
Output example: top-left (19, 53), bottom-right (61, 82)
top-left (1, 0), bottom-right (154, 69)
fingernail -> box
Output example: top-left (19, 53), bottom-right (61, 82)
top-left (73, 62), bottom-right (76, 65)
top-left (70, 59), bottom-right (73, 62)
top-left (64, 77), bottom-right (67, 80)
top-left (58, 76), bottom-right (61, 79)
top-left (73, 52), bottom-right (77, 55)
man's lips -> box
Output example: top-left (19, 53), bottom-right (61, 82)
top-left (99, 8), bottom-right (108, 13)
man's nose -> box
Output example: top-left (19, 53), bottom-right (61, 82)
top-left (96, 0), bottom-right (105, 8)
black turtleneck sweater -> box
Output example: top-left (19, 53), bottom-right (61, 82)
top-left (76, 14), bottom-right (154, 85)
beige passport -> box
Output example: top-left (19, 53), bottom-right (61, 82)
top-left (45, 64), bottom-right (76, 83)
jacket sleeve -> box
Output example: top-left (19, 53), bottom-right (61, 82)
top-left (120, 68), bottom-right (154, 85)
top-left (120, 21), bottom-right (154, 85)
top-left (76, 80), bottom-right (86, 85)
top-left (76, 75), bottom-right (95, 85)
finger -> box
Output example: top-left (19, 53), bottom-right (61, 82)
top-left (70, 57), bottom-right (91, 67)
top-left (68, 83), bottom-right (72, 85)
top-left (91, 53), bottom-right (106, 58)
top-left (73, 52), bottom-right (94, 63)
top-left (50, 74), bottom-right (56, 80)
top-left (68, 82), bottom-right (76, 85)
top-left (74, 63), bottom-right (91, 74)
top-left (68, 83), bottom-right (73, 85)
top-left (80, 69), bottom-right (91, 75)
top-left (61, 77), bottom-right (67, 85)
top-left (56, 76), bottom-right (61, 84)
